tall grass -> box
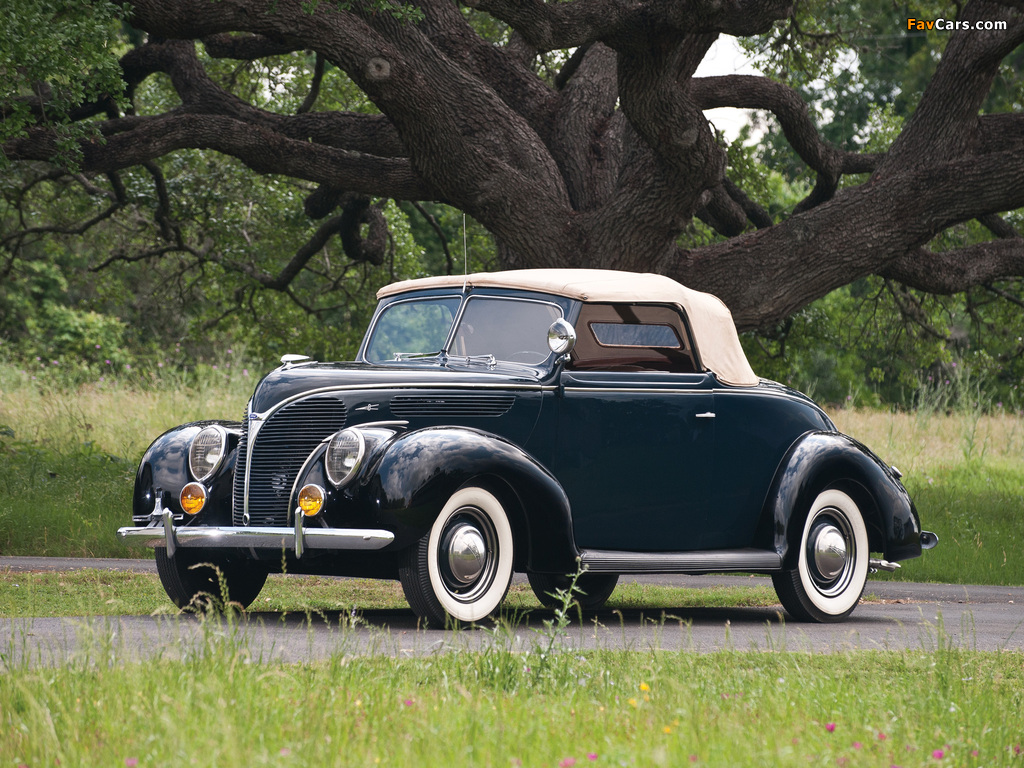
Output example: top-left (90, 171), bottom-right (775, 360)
top-left (830, 408), bottom-right (1024, 585)
top-left (2, 361), bottom-right (1022, 584)
top-left (0, 362), bottom-right (255, 557)
top-left (2, 614), bottom-right (1023, 767)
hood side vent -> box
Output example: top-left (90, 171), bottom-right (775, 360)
top-left (390, 394), bottom-right (515, 418)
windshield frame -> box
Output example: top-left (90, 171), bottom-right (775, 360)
top-left (359, 291), bottom-right (567, 369)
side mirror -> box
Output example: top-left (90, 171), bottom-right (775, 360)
top-left (547, 318), bottom-right (577, 356)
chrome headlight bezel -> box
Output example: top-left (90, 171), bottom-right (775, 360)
top-left (188, 424), bottom-right (228, 483)
top-left (325, 427), bottom-right (366, 488)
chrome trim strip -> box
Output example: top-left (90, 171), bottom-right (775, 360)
top-left (579, 548), bottom-right (782, 573)
top-left (116, 525), bottom-right (395, 551)
top-left (290, 442), bottom-right (331, 516)
top-left (563, 387), bottom-right (710, 395)
top-left (242, 401), bottom-right (255, 524)
top-left (250, 382), bottom-right (555, 422)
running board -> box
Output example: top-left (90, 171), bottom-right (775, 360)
top-left (579, 548), bottom-right (782, 574)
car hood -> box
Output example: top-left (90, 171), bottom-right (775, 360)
top-left (249, 360), bottom-right (547, 413)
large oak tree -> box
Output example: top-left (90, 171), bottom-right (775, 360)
top-left (3, 0), bottom-right (1024, 332)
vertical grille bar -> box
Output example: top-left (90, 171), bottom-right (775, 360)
top-left (231, 411), bottom-right (249, 526)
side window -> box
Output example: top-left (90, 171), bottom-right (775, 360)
top-left (450, 297), bottom-right (562, 363)
top-left (572, 304), bottom-right (698, 373)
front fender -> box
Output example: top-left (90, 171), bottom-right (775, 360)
top-left (132, 420), bottom-right (240, 523)
top-left (367, 427), bottom-right (577, 573)
top-left (764, 431), bottom-right (923, 567)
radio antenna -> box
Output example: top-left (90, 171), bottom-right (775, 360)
top-left (462, 212), bottom-right (469, 293)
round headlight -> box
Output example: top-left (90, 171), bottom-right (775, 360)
top-left (189, 425), bottom-right (227, 482)
top-left (180, 482), bottom-right (207, 515)
top-left (325, 428), bottom-right (365, 488)
top-left (297, 484), bottom-right (325, 517)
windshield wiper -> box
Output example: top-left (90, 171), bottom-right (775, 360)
top-left (392, 351), bottom-right (441, 361)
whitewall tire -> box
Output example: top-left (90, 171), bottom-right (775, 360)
top-left (773, 488), bottom-right (869, 622)
top-left (399, 486), bottom-right (514, 626)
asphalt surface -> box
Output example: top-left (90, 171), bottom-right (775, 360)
top-left (2, 557), bottom-right (1022, 664)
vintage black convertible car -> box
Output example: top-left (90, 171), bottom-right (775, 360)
top-left (118, 269), bottom-right (936, 624)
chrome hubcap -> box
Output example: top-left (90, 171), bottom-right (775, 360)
top-left (812, 524), bottom-right (848, 581)
top-left (437, 506), bottom-right (498, 601)
top-left (805, 508), bottom-right (856, 596)
top-left (444, 522), bottom-right (487, 585)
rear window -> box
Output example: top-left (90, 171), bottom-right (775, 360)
top-left (572, 304), bottom-right (697, 373)
top-left (591, 323), bottom-right (681, 349)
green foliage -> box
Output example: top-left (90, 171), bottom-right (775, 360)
top-left (0, 0), bottom-right (127, 166)
top-left (743, 273), bottom-right (1024, 409)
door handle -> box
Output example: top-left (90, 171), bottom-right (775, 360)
top-left (696, 412), bottom-right (716, 419)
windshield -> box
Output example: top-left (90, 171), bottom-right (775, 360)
top-left (364, 297), bottom-right (461, 363)
top-left (364, 295), bottom-right (562, 365)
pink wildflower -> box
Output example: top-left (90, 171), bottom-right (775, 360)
top-left (825, 723), bottom-right (836, 733)
top-left (932, 749), bottom-right (945, 759)
top-left (125, 759), bottom-right (139, 767)
top-left (853, 742), bottom-right (863, 750)
top-left (559, 759), bottom-right (576, 768)
top-left (587, 755), bottom-right (598, 762)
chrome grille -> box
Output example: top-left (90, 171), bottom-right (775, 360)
top-left (232, 396), bottom-right (347, 526)
top-left (390, 393), bottom-right (515, 418)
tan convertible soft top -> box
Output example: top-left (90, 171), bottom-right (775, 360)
top-left (378, 269), bottom-right (759, 387)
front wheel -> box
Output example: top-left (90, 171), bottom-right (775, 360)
top-left (399, 486), bottom-right (515, 626)
top-left (155, 548), bottom-right (268, 611)
top-left (772, 488), bottom-right (869, 623)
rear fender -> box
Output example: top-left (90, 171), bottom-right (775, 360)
top-left (368, 427), bottom-right (577, 572)
top-left (764, 431), bottom-right (922, 567)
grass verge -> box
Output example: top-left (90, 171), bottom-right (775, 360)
top-left (0, 569), bottom-right (782, 619)
top-left (1, 625), bottom-right (1022, 767)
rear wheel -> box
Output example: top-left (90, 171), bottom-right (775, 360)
top-left (155, 548), bottom-right (268, 610)
top-left (399, 486), bottom-right (514, 626)
top-left (527, 571), bottom-right (618, 611)
top-left (772, 488), bottom-right (869, 623)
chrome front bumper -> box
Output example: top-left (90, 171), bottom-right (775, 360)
top-left (117, 499), bottom-right (393, 559)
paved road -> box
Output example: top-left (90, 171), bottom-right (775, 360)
top-left (2, 557), bottom-right (1022, 665)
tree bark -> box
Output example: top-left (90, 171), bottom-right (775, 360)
top-left (3, 0), bottom-right (1023, 331)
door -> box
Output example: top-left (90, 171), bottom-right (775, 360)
top-left (554, 371), bottom-right (715, 551)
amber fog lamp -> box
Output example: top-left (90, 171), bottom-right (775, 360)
top-left (297, 484), bottom-right (325, 517)
top-left (180, 482), bottom-right (207, 515)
